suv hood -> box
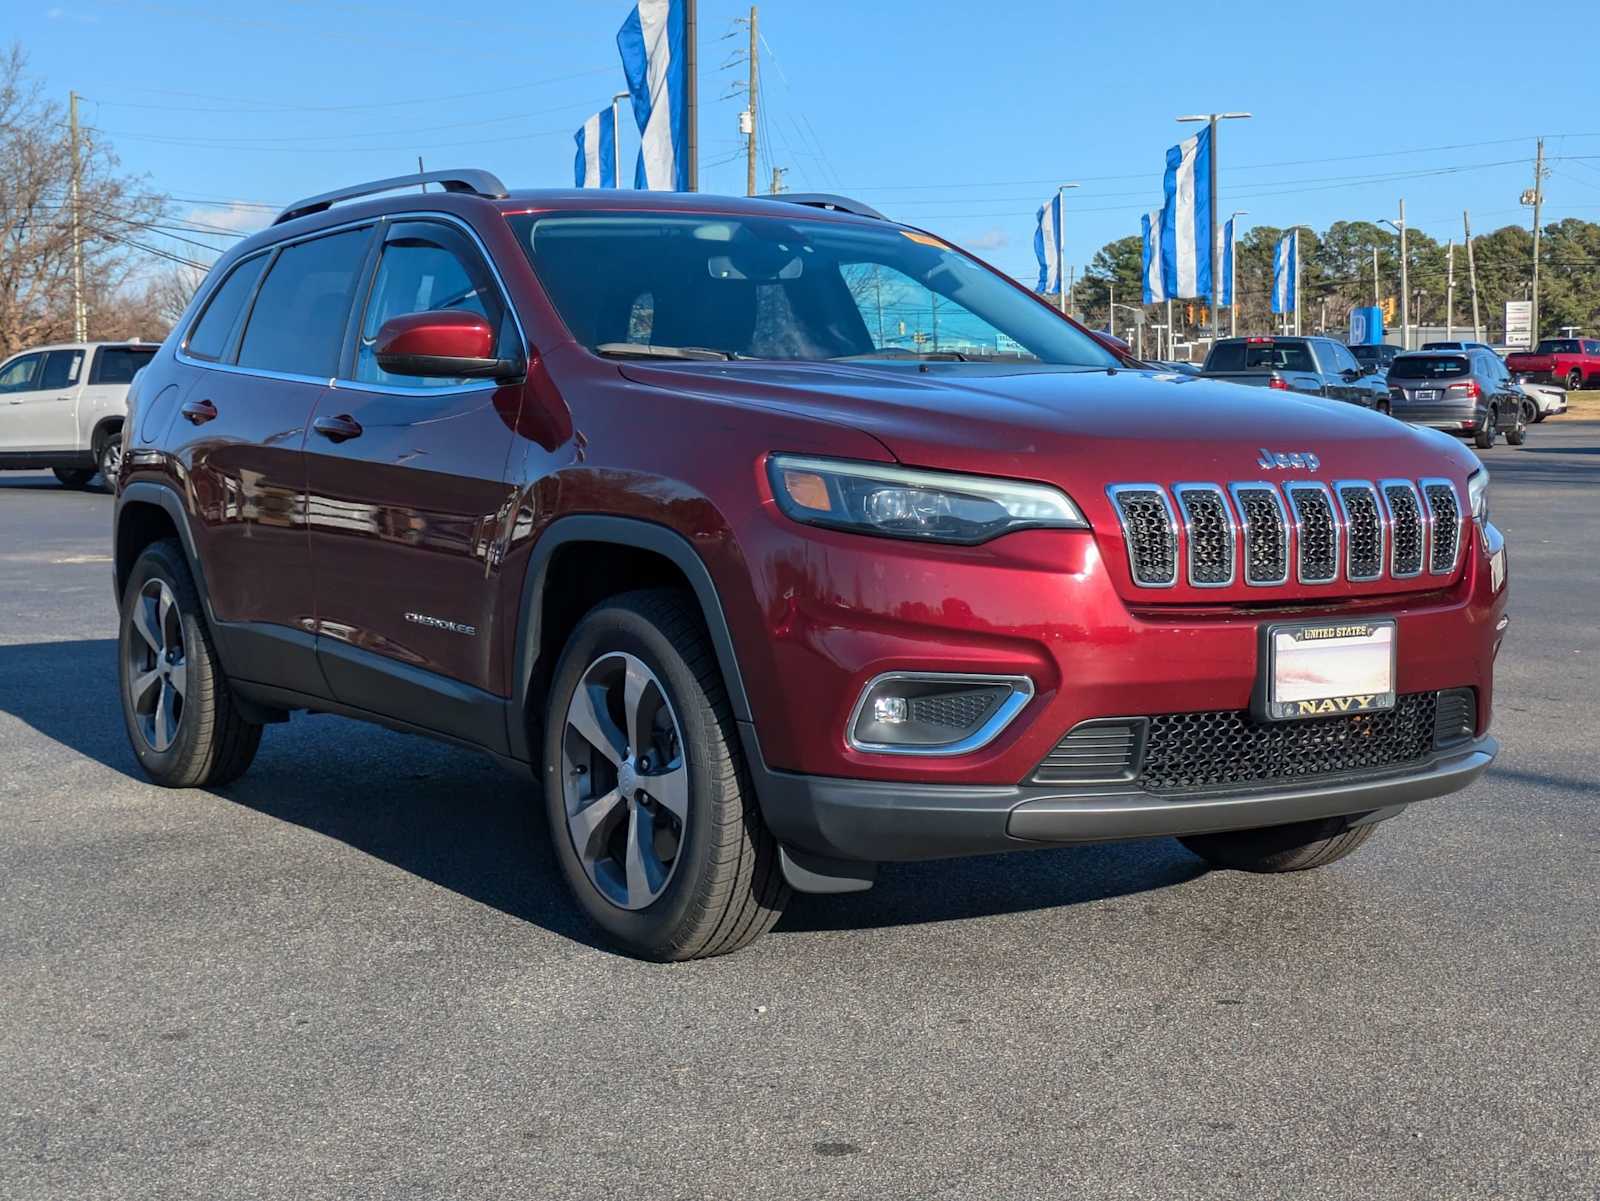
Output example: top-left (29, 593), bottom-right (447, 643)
top-left (619, 360), bottom-right (1482, 605)
top-left (617, 360), bottom-right (1478, 484)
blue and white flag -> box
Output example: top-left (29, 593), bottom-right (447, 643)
top-left (617, 0), bottom-right (688, 191)
top-left (1141, 208), bottom-right (1167, 305)
top-left (573, 107), bottom-right (617, 189)
top-left (1160, 127), bottom-right (1213, 300)
top-left (1271, 229), bottom-right (1297, 314)
top-left (1033, 193), bottom-right (1064, 295)
top-left (1220, 216), bottom-right (1237, 308)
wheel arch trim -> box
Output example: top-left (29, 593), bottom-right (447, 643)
top-left (115, 482), bottom-right (213, 623)
top-left (508, 515), bottom-right (754, 762)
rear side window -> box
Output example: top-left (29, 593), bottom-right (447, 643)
top-left (38, 349), bottom-right (84, 391)
top-left (1205, 342), bottom-right (1244, 372)
top-left (238, 228), bottom-right (371, 377)
top-left (1389, 355), bottom-right (1468, 380)
top-left (187, 254), bottom-right (269, 362)
top-left (91, 346), bottom-right (157, 385)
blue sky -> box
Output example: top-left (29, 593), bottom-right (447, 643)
top-left (18, 0), bottom-right (1600, 282)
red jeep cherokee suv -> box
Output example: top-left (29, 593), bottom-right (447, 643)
top-left (113, 170), bottom-right (1507, 959)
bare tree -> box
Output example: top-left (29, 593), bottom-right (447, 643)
top-left (0, 44), bottom-right (172, 354)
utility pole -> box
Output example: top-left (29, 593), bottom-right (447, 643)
top-left (743, 6), bottom-right (758, 196)
top-left (1108, 280), bottom-right (1115, 338)
top-left (684, 0), bottom-right (698, 190)
top-left (1381, 202), bottom-right (1410, 349)
top-left (1464, 211), bottom-right (1482, 342)
top-left (68, 90), bottom-right (87, 342)
top-left (769, 166), bottom-right (785, 194)
top-left (1176, 112), bottom-right (1251, 348)
top-left (1165, 298), bottom-right (1174, 358)
top-left (1226, 210), bottom-right (1247, 337)
top-left (1445, 240), bottom-right (1455, 342)
top-left (1529, 137), bottom-right (1545, 344)
top-left (1372, 245), bottom-right (1380, 307)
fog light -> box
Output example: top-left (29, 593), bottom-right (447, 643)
top-left (849, 672), bottom-right (1034, 756)
top-left (872, 696), bottom-right (908, 724)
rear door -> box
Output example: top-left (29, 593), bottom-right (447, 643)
top-left (303, 217), bottom-right (524, 733)
top-left (170, 225), bottom-right (374, 693)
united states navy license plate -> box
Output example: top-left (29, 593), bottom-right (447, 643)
top-left (1264, 620), bottom-right (1397, 721)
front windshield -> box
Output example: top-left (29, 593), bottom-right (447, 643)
top-left (507, 211), bottom-right (1118, 367)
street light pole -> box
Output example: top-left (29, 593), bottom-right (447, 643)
top-left (1379, 202), bottom-right (1409, 349)
top-left (1176, 111), bottom-right (1250, 348)
top-left (1056, 183), bottom-right (1079, 317)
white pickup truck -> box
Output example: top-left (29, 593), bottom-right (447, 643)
top-left (0, 341), bottom-right (157, 488)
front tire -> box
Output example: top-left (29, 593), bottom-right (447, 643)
top-left (53, 467), bottom-right (94, 489)
top-left (1566, 369), bottom-right (1583, 391)
top-left (1180, 818), bottom-right (1377, 873)
top-left (1474, 411), bottom-right (1497, 449)
top-left (118, 539), bottom-right (262, 788)
top-left (541, 589), bottom-right (789, 960)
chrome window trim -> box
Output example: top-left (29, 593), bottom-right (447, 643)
top-left (175, 211), bottom-right (529, 396)
top-left (1282, 481), bottom-right (1340, 585)
top-left (1333, 479), bottom-right (1386, 583)
top-left (1171, 482), bottom-right (1237, 589)
top-left (1227, 481), bottom-right (1291, 587)
top-left (1420, 476), bottom-right (1465, 576)
top-left (1379, 478), bottom-right (1427, 579)
top-left (845, 671), bottom-right (1035, 757)
top-left (1106, 483), bottom-right (1180, 589)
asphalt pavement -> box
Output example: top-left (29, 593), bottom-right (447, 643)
top-left (2, 423), bottom-right (1597, 1200)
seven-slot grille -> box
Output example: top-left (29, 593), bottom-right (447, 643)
top-left (1106, 478), bottom-right (1464, 589)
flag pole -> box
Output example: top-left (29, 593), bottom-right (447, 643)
top-left (684, 0), bottom-right (698, 190)
top-left (611, 91), bottom-right (629, 188)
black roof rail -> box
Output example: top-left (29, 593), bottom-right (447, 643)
top-left (758, 192), bottom-right (888, 222)
top-left (274, 168), bottom-right (510, 225)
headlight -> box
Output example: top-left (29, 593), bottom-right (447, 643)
top-left (768, 454), bottom-right (1088, 545)
top-left (1467, 468), bottom-right (1489, 524)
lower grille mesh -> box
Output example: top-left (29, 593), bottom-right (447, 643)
top-left (1138, 692), bottom-right (1437, 793)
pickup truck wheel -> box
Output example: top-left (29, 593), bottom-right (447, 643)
top-left (96, 433), bottom-right (123, 491)
top-left (1179, 817), bottom-right (1376, 873)
top-left (1473, 412), bottom-right (1497, 449)
top-left (118, 538), bottom-right (262, 788)
top-left (541, 589), bottom-right (789, 960)
top-left (1566, 369), bottom-right (1583, 391)
top-left (53, 467), bottom-right (95, 489)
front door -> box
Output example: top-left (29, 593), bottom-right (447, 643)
top-left (302, 218), bottom-right (523, 739)
top-left (0, 348), bottom-right (83, 450)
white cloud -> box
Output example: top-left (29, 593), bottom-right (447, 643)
top-left (185, 201), bottom-right (270, 236)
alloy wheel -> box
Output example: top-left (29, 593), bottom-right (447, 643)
top-left (561, 652), bottom-right (688, 910)
top-left (126, 579), bottom-right (187, 752)
top-left (99, 437), bottom-right (123, 485)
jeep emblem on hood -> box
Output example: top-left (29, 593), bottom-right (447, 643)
top-left (1257, 449), bottom-right (1321, 471)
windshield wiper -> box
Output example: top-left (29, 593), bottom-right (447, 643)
top-left (831, 349), bottom-right (969, 362)
top-left (594, 342), bottom-right (739, 361)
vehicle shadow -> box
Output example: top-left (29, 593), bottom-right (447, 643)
top-left (0, 637), bottom-right (1204, 951)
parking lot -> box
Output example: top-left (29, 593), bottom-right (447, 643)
top-left (2, 422), bottom-right (1596, 1200)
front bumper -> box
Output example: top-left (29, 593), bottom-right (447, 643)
top-left (753, 735), bottom-right (1497, 867)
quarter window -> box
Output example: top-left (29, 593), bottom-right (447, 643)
top-left (92, 345), bottom-right (157, 385)
top-left (237, 228), bottom-right (371, 377)
top-left (186, 253), bottom-right (269, 363)
top-left (354, 223), bottom-right (510, 388)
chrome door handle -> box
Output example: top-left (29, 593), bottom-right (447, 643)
top-left (312, 413), bottom-right (363, 442)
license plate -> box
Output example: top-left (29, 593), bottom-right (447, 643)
top-left (1416, 389), bottom-right (1438, 400)
top-left (1264, 620), bottom-right (1397, 721)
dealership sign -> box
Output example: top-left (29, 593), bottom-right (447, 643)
top-left (1504, 300), bottom-right (1533, 350)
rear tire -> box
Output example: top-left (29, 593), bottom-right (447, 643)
top-left (540, 589), bottom-right (789, 960)
top-left (118, 538), bottom-right (262, 788)
top-left (1180, 817), bottom-right (1377, 873)
top-left (1474, 412), bottom-right (1497, 449)
top-left (1507, 406), bottom-right (1529, 445)
top-left (53, 467), bottom-right (94, 489)
top-left (96, 430), bottom-right (123, 493)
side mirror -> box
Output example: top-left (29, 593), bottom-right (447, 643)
top-left (1342, 367), bottom-right (1362, 382)
top-left (373, 310), bottom-right (522, 381)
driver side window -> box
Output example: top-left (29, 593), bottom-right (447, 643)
top-left (355, 224), bottom-right (511, 388)
top-left (0, 352), bottom-right (44, 393)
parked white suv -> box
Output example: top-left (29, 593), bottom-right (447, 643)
top-left (0, 341), bottom-right (156, 488)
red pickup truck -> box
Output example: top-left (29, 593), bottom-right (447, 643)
top-left (1505, 338), bottom-right (1600, 390)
